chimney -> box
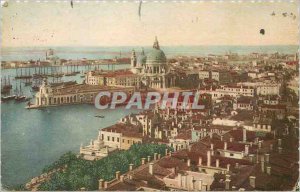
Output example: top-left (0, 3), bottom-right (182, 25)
top-left (226, 174), bottom-right (230, 180)
top-left (266, 166), bottom-right (271, 175)
top-left (243, 129), bottom-right (247, 142)
top-left (178, 173), bottom-right (182, 187)
top-left (260, 156), bottom-right (265, 173)
top-left (209, 132), bottom-right (213, 139)
top-left (221, 135), bottom-right (223, 141)
top-left (249, 176), bottom-right (256, 188)
top-left (270, 144), bottom-right (273, 151)
top-left (158, 154), bottom-right (161, 159)
top-left (245, 145), bottom-right (249, 155)
top-left (216, 159), bottom-right (220, 168)
top-left (227, 164), bottom-right (230, 172)
top-left (141, 158), bottom-right (146, 165)
top-left (249, 154), bottom-right (254, 163)
top-left (207, 150), bottom-right (211, 167)
top-left (149, 163), bottom-right (154, 175)
top-left (147, 156), bottom-right (151, 163)
top-left (198, 179), bottom-right (203, 190)
top-left (258, 141), bottom-right (262, 149)
top-left (129, 163), bottom-right (134, 171)
top-left (235, 163), bottom-right (239, 169)
top-left (230, 137), bottom-right (233, 142)
top-left (190, 176), bottom-right (194, 190)
top-left (154, 153), bottom-right (157, 160)
top-left (104, 181), bottom-right (108, 189)
top-left (98, 179), bottom-right (104, 190)
top-left (225, 179), bottom-right (231, 190)
top-left (198, 157), bottom-right (202, 166)
top-left (277, 138), bottom-right (282, 147)
top-left (232, 186), bottom-right (236, 190)
top-left (265, 154), bottom-right (270, 163)
top-left (187, 159), bottom-right (191, 167)
top-left (165, 148), bottom-right (168, 156)
top-left (210, 143), bottom-right (214, 150)
top-left (120, 175), bottom-right (124, 182)
top-left (115, 171), bottom-right (120, 180)
top-left (278, 147), bottom-right (282, 154)
top-left (224, 142), bottom-right (227, 150)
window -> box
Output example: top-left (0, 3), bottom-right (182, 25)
top-left (117, 138), bottom-right (119, 142)
top-left (112, 137), bottom-right (114, 142)
top-left (128, 140), bottom-right (130, 144)
top-left (107, 136), bottom-right (110, 141)
top-left (122, 139), bottom-right (125, 143)
top-left (230, 153), bottom-right (234, 156)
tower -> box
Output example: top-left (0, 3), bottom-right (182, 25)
top-left (153, 36), bottom-right (160, 50)
top-left (131, 49), bottom-right (137, 68)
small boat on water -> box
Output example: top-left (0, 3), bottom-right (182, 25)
top-left (32, 85), bottom-right (40, 92)
top-left (94, 115), bottom-right (105, 118)
top-left (1, 95), bottom-right (16, 102)
top-left (15, 95), bottom-right (27, 102)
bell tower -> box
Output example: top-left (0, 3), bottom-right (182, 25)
top-left (131, 49), bottom-right (137, 68)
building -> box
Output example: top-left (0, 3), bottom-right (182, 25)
top-left (233, 97), bottom-right (254, 110)
top-left (85, 37), bottom-right (176, 89)
top-left (238, 81), bottom-right (281, 96)
top-left (211, 85), bottom-right (255, 100)
top-left (34, 79), bottom-right (134, 107)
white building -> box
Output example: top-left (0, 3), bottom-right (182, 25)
top-left (210, 85), bottom-right (255, 100)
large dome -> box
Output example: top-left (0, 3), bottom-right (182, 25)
top-left (146, 48), bottom-right (166, 65)
top-left (138, 55), bottom-right (147, 65)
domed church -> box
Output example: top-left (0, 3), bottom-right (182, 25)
top-left (131, 37), bottom-right (175, 89)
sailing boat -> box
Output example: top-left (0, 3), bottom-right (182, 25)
top-left (24, 69), bottom-right (32, 86)
top-left (15, 83), bottom-right (26, 102)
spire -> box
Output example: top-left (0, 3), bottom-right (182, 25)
top-left (153, 36), bottom-right (160, 50)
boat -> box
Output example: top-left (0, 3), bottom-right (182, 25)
top-left (1, 76), bottom-right (13, 94)
top-left (1, 95), bottom-right (16, 102)
top-left (94, 115), bottom-right (105, 118)
top-left (64, 72), bottom-right (77, 76)
top-left (15, 83), bottom-right (27, 102)
top-left (32, 86), bottom-right (40, 92)
top-left (15, 95), bottom-right (27, 102)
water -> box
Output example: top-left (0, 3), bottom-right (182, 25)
top-left (1, 64), bottom-right (141, 188)
top-left (1, 45), bottom-right (298, 61)
top-left (1, 45), bottom-right (297, 188)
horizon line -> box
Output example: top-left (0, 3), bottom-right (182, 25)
top-left (2, 44), bottom-right (299, 48)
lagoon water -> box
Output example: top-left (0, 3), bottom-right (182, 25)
top-left (1, 45), bottom-right (297, 188)
top-left (1, 64), bottom-right (141, 188)
top-left (2, 45), bottom-right (298, 61)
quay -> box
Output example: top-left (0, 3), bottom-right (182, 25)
top-left (27, 79), bottom-right (135, 109)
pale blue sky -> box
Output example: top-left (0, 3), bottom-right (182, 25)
top-left (2, 1), bottom-right (299, 47)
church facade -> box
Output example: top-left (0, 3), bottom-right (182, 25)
top-left (130, 37), bottom-right (175, 89)
top-left (85, 37), bottom-right (175, 89)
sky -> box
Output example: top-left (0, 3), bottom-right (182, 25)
top-left (1, 0), bottom-right (299, 47)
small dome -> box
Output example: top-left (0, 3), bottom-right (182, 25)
top-left (146, 48), bottom-right (166, 65)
